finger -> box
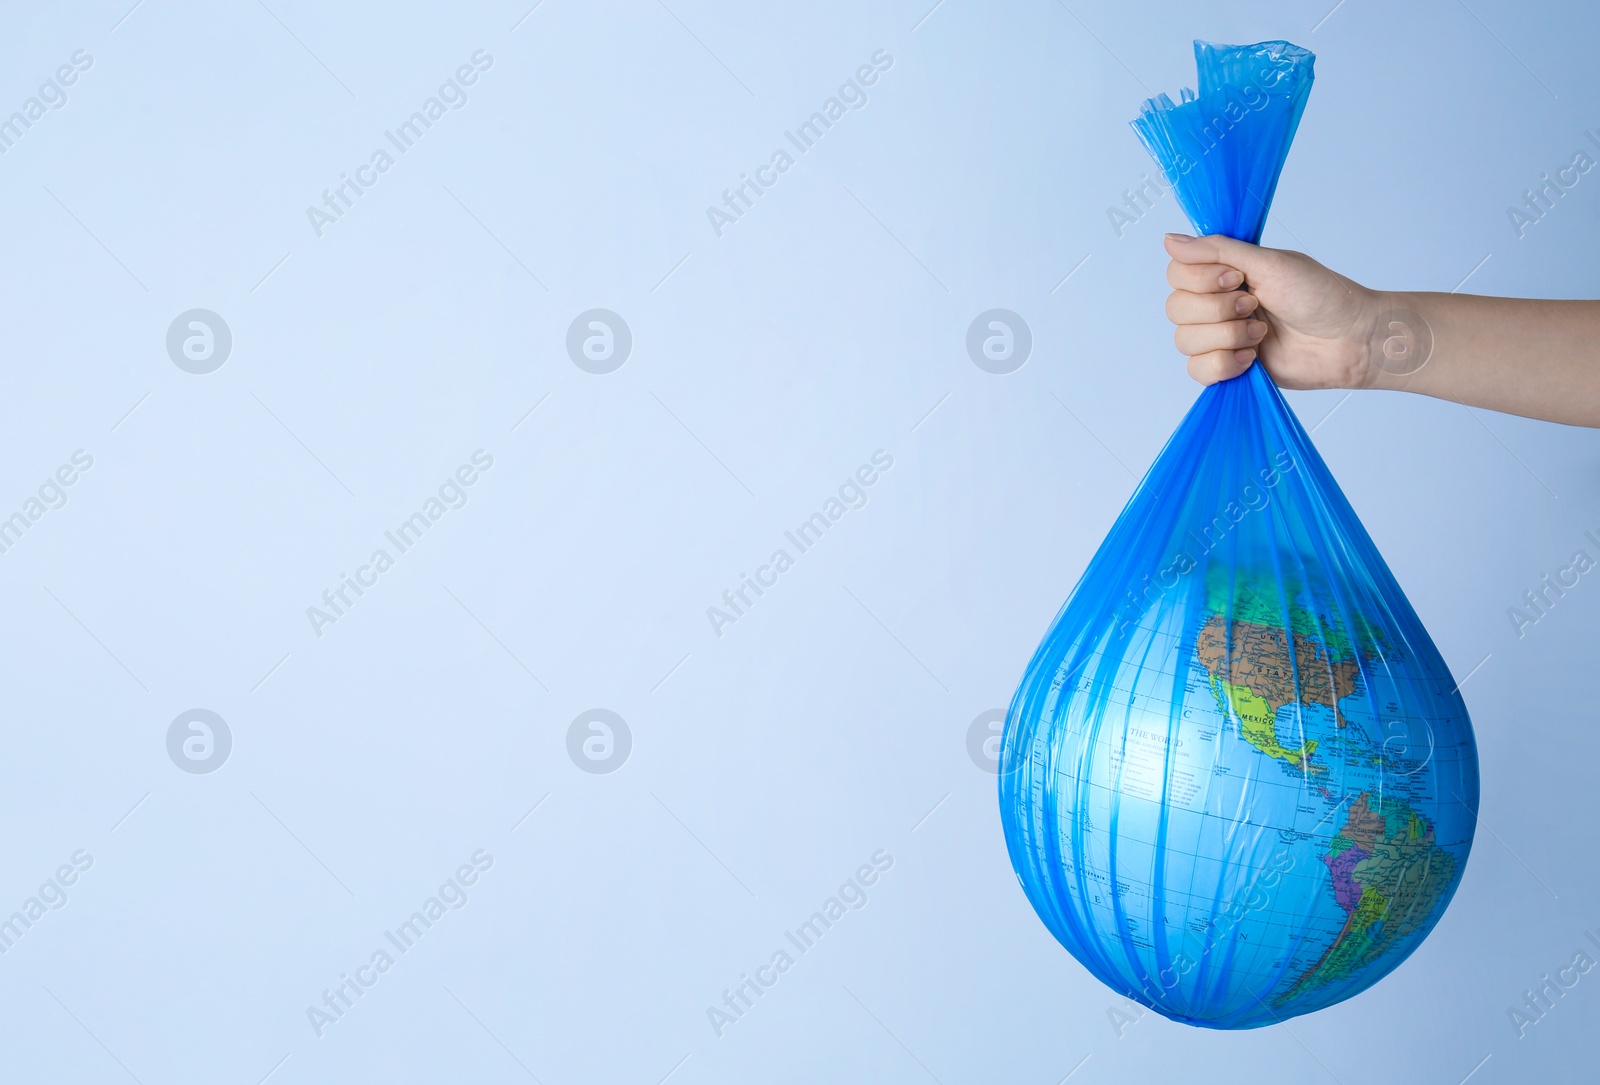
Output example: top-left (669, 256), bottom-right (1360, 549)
top-left (1165, 233), bottom-right (1286, 282)
top-left (1166, 260), bottom-right (1246, 293)
top-left (1186, 348), bottom-right (1256, 386)
top-left (1174, 318), bottom-right (1267, 357)
top-left (1166, 289), bottom-right (1257, 325)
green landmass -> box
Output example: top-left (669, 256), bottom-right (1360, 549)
top-left (1201, 563), bottom-right (1389, 663)
top-left (1274, 793), bottom-right (1456, 1006)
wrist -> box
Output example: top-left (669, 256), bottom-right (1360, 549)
top-left (1360, 290), bottom-right (1438, 392)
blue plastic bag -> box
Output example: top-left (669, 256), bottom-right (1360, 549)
top-left (998, 40), bottom-right (1479, 1029)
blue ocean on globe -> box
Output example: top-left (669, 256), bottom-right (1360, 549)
top-left (997, 40), bottom-right (1480, 1029)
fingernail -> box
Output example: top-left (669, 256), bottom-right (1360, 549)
top-left (1166, 232), bottom-right (1194, 243)
top-left (1235, 349), bottom-right (1257, 365)
top-left (1219, 270), bottom-right (1243, 289)
top-left (1247, 320), bottom-right (1267, 339)
top-left (1234, 294), bottom-right (1256, 315)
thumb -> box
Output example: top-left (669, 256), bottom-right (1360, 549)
top-left (1164, 233), bottom-right (1284, 283)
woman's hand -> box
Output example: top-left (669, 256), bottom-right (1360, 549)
top-left (1162, 233), bottom-right (1600, 426)
top-left (1163, 233), bottom-right (1381, 390)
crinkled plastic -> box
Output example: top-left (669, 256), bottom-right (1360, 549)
top-left (998, 40), bottom-right (1479, 1029)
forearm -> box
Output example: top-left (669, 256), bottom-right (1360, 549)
top-left (1368, 292), bottom-right (1600, 427)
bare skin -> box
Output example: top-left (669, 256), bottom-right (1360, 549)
top-left (1162, 233), bottom-right (1600, 428)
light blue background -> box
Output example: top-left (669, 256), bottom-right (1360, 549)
top-left (0, 1), bottom-right (1596, 1082)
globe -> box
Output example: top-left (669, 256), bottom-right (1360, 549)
top-left (998, 354), bottom-right (1480, 1029)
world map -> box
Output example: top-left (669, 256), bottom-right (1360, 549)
top-left (1191, 595), bottom-right (1463, 1010)
top-left (1008, 561), bottom-right (1479, 1027)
